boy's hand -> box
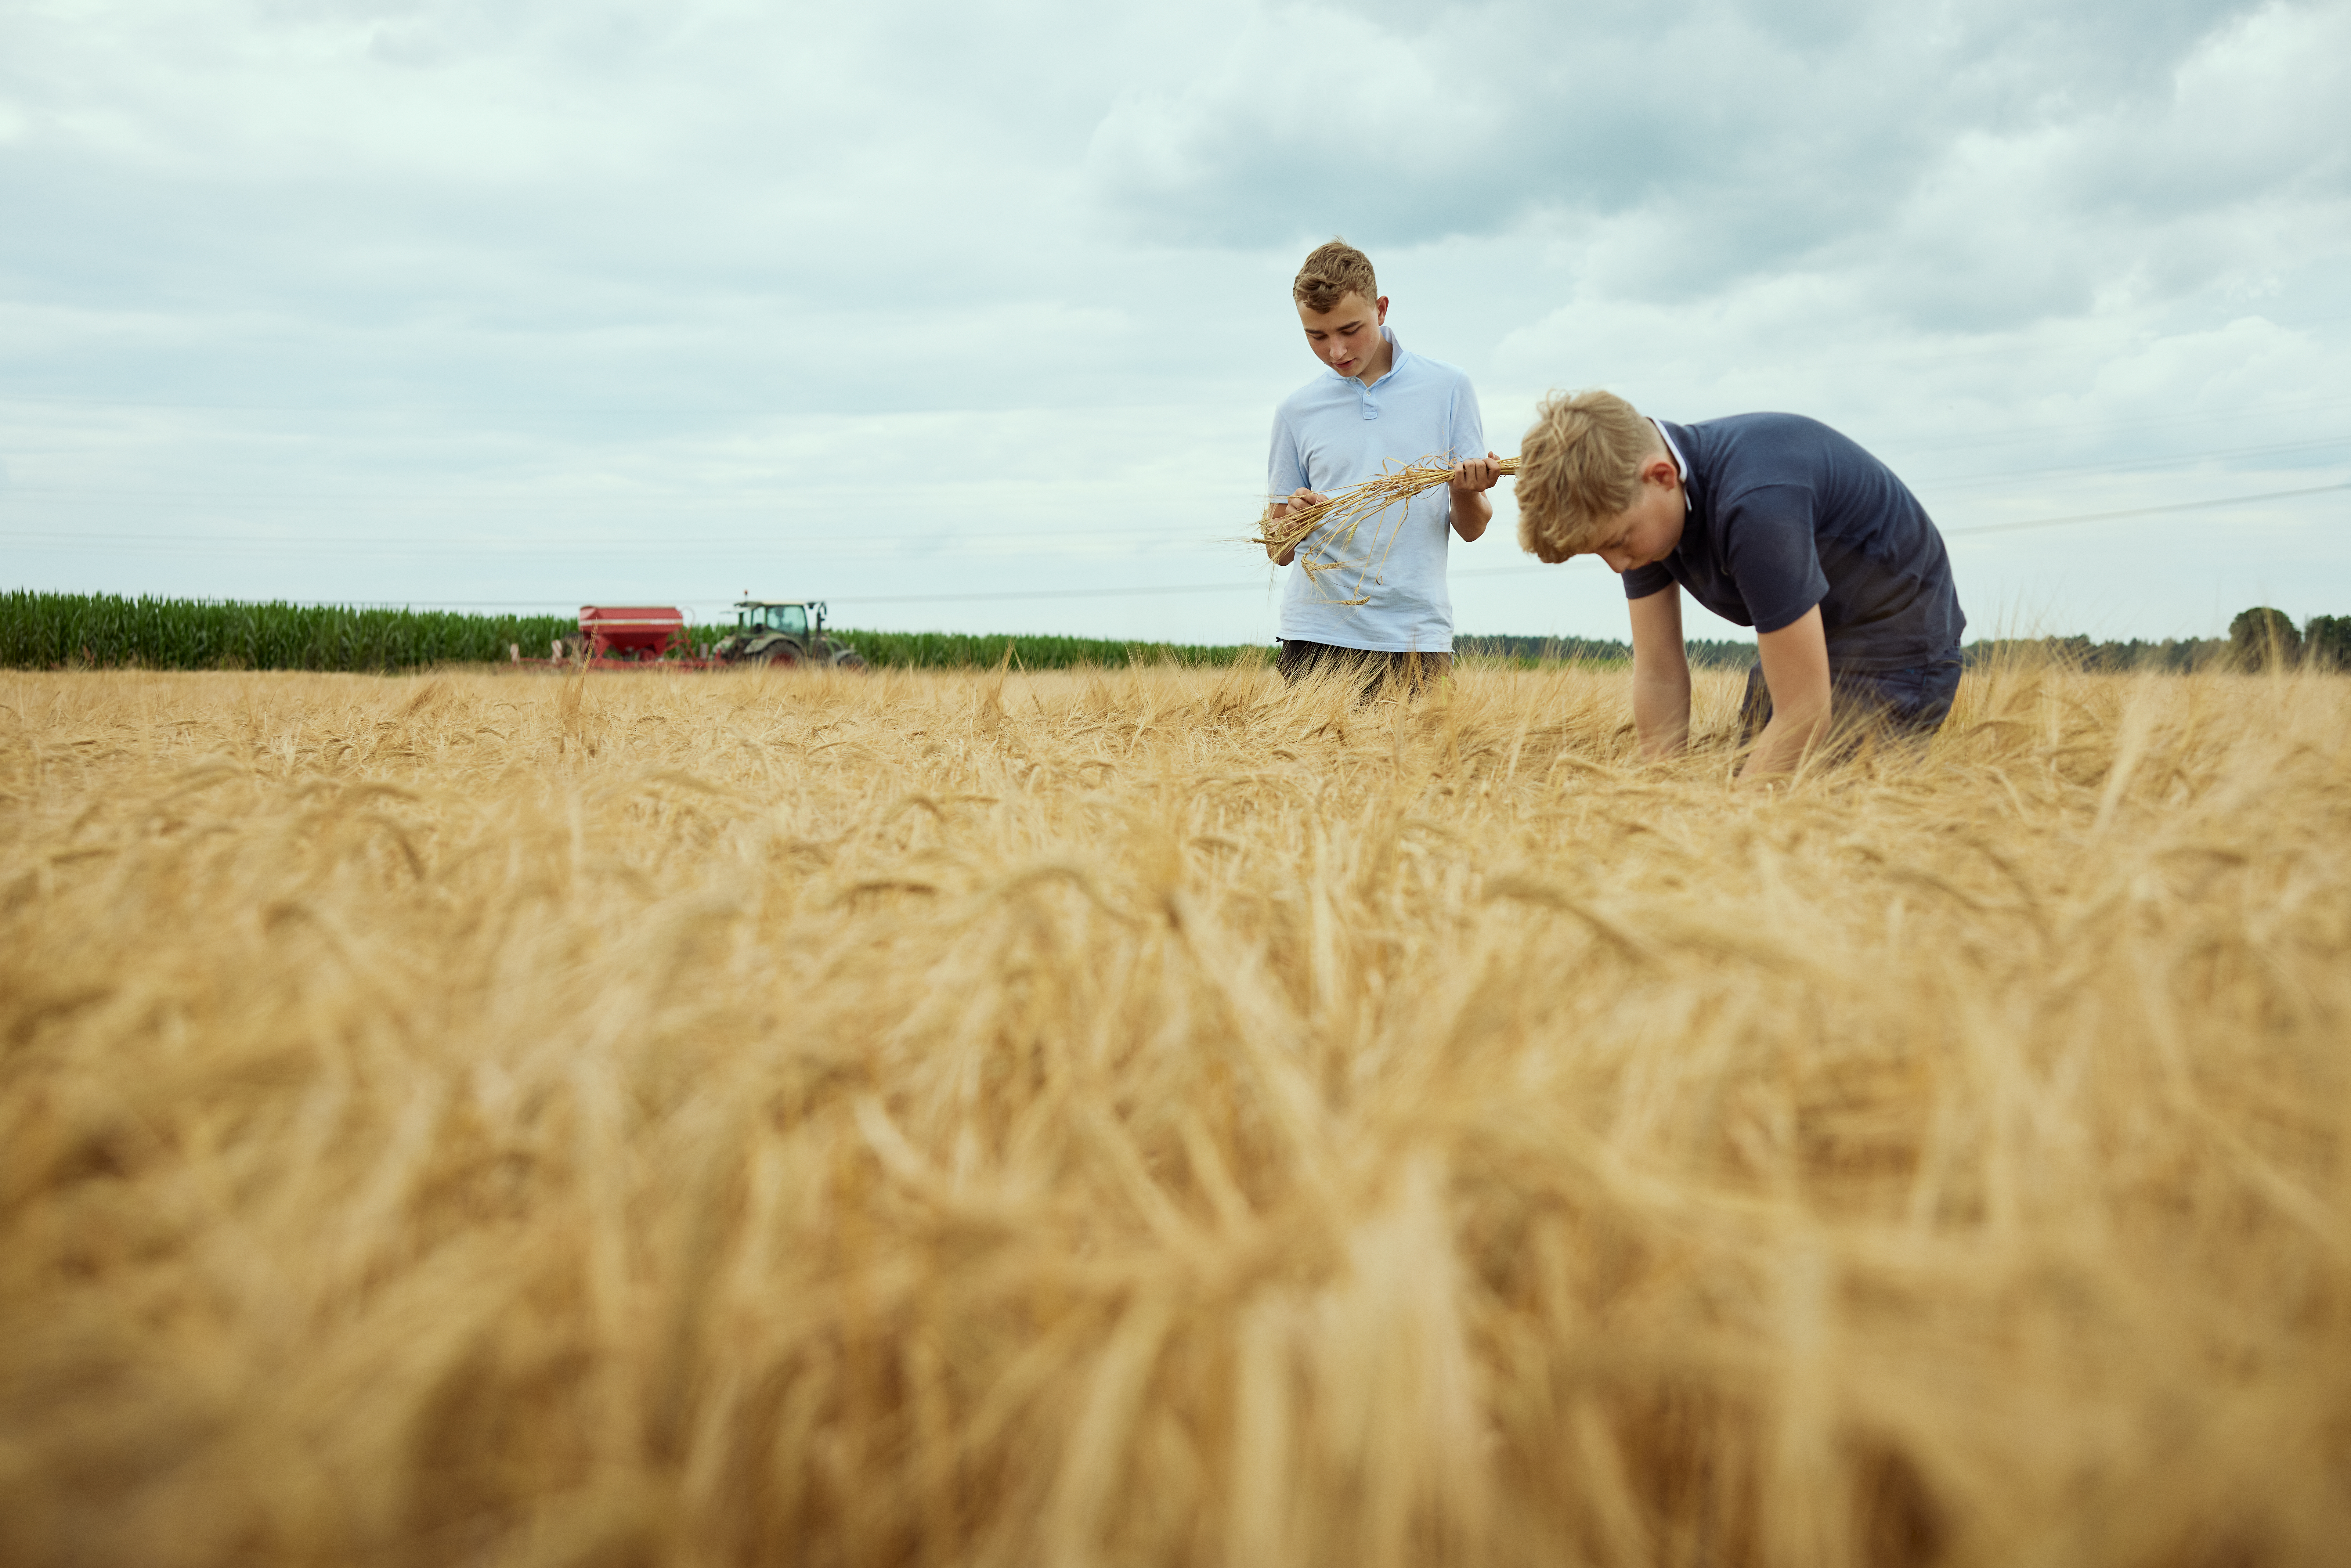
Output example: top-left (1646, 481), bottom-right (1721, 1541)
top-left (1266, 488), bottom-right (1326, 566)
top-left (1450, 452), bottom-right (1502, 494)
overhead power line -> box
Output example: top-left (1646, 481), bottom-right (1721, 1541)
top-left (1941, 481), bottom-right (2351, 537)
top-left (1918, 436), bottom-right (2349, 492)
top-left (847, 481), bottom-right (2351, 595)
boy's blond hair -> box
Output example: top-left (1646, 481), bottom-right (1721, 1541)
top-left (1293, 240), bottom-right (1377, 314)
top-left (1514, 390), bottom-right (1663, 563)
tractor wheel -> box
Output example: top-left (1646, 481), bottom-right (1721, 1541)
top-left (754, 646), bottom-right (800, 668)
top-left (830, 649), bottom-right (867, 671)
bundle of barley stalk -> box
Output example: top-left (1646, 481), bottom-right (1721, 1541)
top-left (1251, 453), bottom-right (1523, 559)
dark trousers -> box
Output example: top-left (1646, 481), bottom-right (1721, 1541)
top-left (1740, 655), bottom-right (1963, 744)
top-left (1276, 640), bottom-right (1453, 698)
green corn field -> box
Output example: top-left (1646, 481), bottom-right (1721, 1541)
top-left (1, 592), bottom-right (578, 673)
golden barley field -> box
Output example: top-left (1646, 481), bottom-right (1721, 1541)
top-left (4, 657), bottom-right (2350, 1568)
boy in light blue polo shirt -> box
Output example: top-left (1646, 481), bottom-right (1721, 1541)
top-left (1264, 240), bottom-right (1501, 691)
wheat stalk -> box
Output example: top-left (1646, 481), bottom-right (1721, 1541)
top-left (1252, 454), bottom-right (1523, 556)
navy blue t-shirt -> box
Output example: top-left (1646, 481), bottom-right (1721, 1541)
top-left (1622, 414), bottom-right (1965, 672)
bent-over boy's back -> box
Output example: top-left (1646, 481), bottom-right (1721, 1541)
top-left (1622, 413), bottom-right (1964, 671)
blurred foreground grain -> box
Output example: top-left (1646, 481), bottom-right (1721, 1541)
top-left (3, 658), bottom-right (2349, 1568)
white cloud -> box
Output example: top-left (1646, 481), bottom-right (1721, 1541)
top-left (1, 0), bottom-right (2347, 642)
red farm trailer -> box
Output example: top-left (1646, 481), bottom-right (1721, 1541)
top-left (575, 605), bottom-right (701, 665)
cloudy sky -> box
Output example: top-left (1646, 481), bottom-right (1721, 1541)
top-left (4, 0), bottom-right (2348, 645)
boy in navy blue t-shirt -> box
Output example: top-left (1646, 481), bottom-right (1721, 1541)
top-left (1513, 391), bottom-right (1965, 781)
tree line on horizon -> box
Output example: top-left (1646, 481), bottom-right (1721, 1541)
top-left (1964, 608), bottom-right (2349, 674)
top-left (4, 591), bottom-right (2346, 675)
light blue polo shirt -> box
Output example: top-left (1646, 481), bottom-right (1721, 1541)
top-left (1267, 326), bottom-right (1485, 653)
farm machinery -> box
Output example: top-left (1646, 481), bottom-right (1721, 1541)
top-left (709, 600), bottom-right (867, 669)
top-left (551, 600), bottom-right (866, 670)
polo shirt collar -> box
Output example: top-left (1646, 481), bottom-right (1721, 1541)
top-left (1650, 416), bottom-right (1694, 515)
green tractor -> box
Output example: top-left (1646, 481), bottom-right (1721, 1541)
top-left (712, 600), bottom-right (867, 669)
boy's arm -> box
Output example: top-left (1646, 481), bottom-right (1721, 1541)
top-left (1266, 412), bottom-right (1312, 565)
top-left (1627, 586), bottom-right (1691, 758)
top-left (1447, 383), bottom-right (1494, 542)
top-left (1741, 605), bottom-right (1832, 784)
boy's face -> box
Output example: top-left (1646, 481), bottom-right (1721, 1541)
top-left (1590, 455), bottom-right (1687, 574)
top-left (1296, 290), bottom-right (1390, 380)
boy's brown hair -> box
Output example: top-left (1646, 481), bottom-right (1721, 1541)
top-left (1292, 240), bottom-right (1378, 314)
top-left (1515, 390), bottom-right (1663, 563)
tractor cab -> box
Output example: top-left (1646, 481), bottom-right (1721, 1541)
top-left (735, 601), bottom-right (820, 638)
top-left (713, 599), bottom-right (864, 670)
